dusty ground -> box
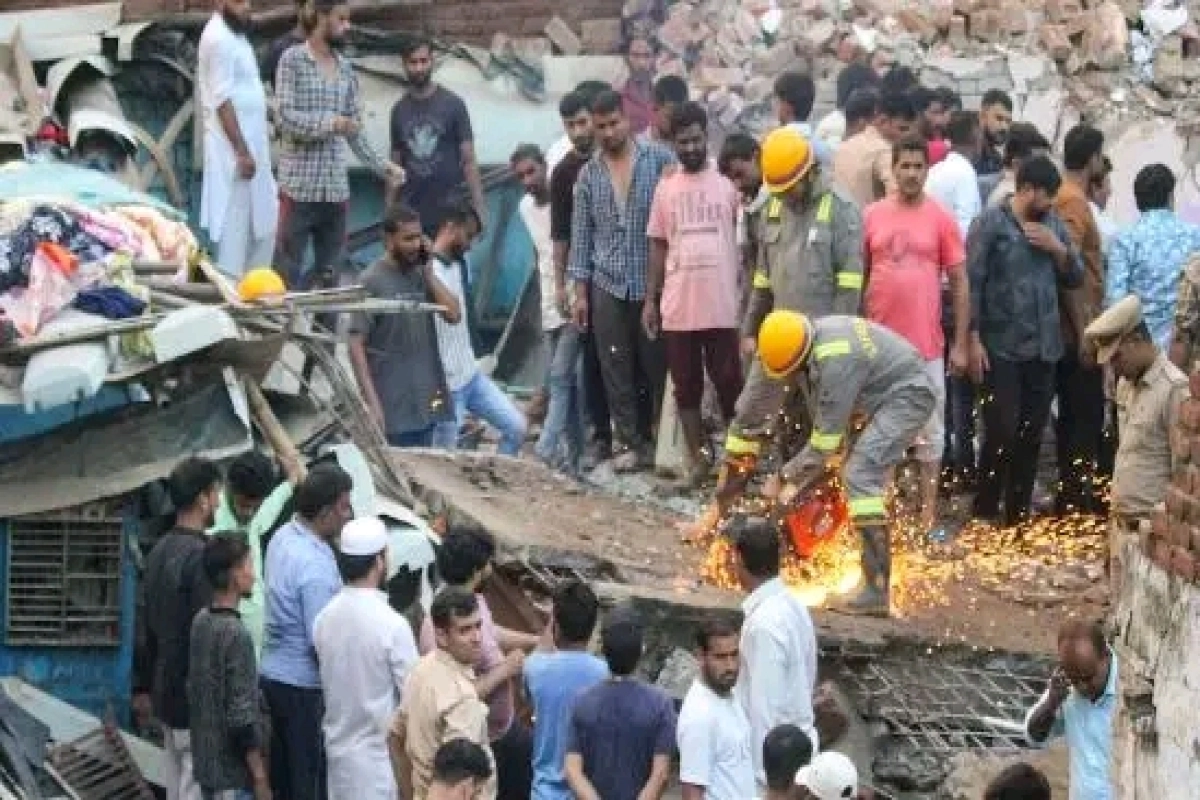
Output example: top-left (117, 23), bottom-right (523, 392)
top-left (392, 449), bottom-right (1108, 657)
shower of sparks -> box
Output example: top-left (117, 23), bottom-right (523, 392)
top-left (694, 466), bottom-right (1112, 615)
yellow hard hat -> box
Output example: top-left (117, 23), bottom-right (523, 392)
top-left (760, 126), bottom-right (815, 195)
top-left (237, 267), bottom-right (287, 302)
top-left (758, 309), bottom-right (814, 379)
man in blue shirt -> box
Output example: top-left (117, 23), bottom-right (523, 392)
top-left (564, 607), bottom-right (677, 800)
top-left (1107, 163), bottom-right (1200, 351)
top-left (259, 462), bottom-right (354, 800)
top-left (1024, 620), bottom-right (1117, 800)
top-left (524, 580), bottom-right (608, 800)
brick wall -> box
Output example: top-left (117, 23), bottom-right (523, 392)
top-left (1151, 371), bottom-right (1200, 582)
top-left (9, 0), bottom-right (624, 46)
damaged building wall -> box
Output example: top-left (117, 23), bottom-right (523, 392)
top-left (1111, 379), bottom-right (1200, 799)
top-left (11, 0), bottom-right (627, 47)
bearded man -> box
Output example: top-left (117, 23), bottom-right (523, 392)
top-left (198, 0), bottom-right (278, 277)
top-left (390, 37), bottom-right (486, 236)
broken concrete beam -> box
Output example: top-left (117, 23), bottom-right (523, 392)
top-left (580, 18), bottom-right (623, 54)
top-left (544, 15), bottom-right (582, 56)
top-left (1040, 24), bottom-right (1072, 62)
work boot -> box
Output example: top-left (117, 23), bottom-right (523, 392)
top-left (678, 409), bottom-right (710, 489)
top-left (828, 525), bottom-right (891, 618)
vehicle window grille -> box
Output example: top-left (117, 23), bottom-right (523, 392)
top-left (5, 505), bottom-right (124, 647)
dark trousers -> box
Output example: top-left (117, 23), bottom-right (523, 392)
top-left (492, 720), bottom-right (533, 800)
top-left (273, 195), bottom-right (348, 288)
top-left (1055, 352), bottom-right (1108, 514)
top-left (943, 374), bottom-right (977, 478)
top-left (581, 305), bottom-right (612, 449)
top-left (387, 427), bottom-right (434, 448)
top-left (591, 288), bottom-right (666, 449)
top-left (663, 328), bottom-right (743, 416)
top-left (974, 356), bottom-right (1056, 526)
top-left (260, 678), bottom-right (326, 800)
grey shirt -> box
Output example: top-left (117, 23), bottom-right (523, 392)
top-left (968, 202), bottom-right (1084, 363)
top-left (188, 607), bottom-right (260, 792)
top-left (348, 258), bottom-right (452, 435)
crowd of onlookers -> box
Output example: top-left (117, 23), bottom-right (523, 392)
top-left (202, 0), bottom-right (1200, 537)
top-left (139, 453), bottom-right (1094, 800)
top-left (180, 0), bottom-right (1198, 797)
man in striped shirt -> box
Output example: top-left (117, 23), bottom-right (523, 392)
top-left (428, 200), bottom-right (528, 455)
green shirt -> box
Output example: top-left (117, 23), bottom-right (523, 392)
top-left (208, 481), bottom-right (294, 659)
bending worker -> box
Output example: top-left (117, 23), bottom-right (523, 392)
top-left (736, 125), bottom-right (864, 469)
top-left (723, 310), bottom-right (936, 617)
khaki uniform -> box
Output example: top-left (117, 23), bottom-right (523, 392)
top-left (731, 316), bottom-right (935, 525)
top-left (401, 650), bottom-right (495, 800)
top-left (732, 184), bottom-right (865, 462)
top-left (1112, 354), bottom-right (1188, 519)
top-left (1173, 253), bottom-right (1200, 370)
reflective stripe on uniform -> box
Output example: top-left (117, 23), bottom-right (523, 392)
top-left (836, 271), bottom-right (863, 290)
top-left (815, 194), bottom-right (832, 223)
top-left (767, 197), bottom-right (782, 221)
top-left (753, 270), bottom-right (772, 289)
top-left (724, 433), bottom-right (761, 456)
top-left (814, 339), bottom-right (852, 360)
top-left (848, 496), bottom-right (887, 519)
top-left (809, 430), bottom-right (842, 452)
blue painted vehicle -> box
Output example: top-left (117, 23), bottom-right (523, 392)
top-left (0, 502), bottom-right (138, 727)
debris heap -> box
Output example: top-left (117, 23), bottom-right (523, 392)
top-left (542, 0), bottom-right (1200, 135)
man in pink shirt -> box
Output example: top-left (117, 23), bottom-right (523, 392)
top-left (643, 101), bottom-right (744, 486)
top-left (863, 135), bottom-right (971, 539)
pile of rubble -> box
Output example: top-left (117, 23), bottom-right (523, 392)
top-left (538, 0), bottom-right (1200, 134)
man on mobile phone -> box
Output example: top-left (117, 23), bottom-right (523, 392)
top-left (1023, 620), bottom-right (1116, 800)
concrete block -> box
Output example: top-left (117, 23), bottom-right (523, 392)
top-left (580, 18), bottom-right (623, 54)
top-left (697, 65), bottom-right (747, 89)
top-left (544, 15), bottom-right (582, 56)
top-left (970, 9), bottom-right (1003, 41)
top-left (1040, 24), bottom-right (1072, 62)
top-left (1045, 0), bottom-right (1082, 22)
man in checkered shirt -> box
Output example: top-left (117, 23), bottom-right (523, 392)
top-left (273, 0), bottom-right (403, 288)
top-left (568, 88), bottom-right (675, 472)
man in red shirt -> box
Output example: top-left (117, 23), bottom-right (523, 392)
top-left (863, 135), bottom-right (971, 539)
top-left (644, 102), bottom-right (744, 485)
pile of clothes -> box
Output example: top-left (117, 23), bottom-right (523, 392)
top-left (0, 200), bottom-right (197, 339)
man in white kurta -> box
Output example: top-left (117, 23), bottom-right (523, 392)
top-left (314, 517), bottom-right (419, 800)
top-left (197, 0), bottom-right (278, 277)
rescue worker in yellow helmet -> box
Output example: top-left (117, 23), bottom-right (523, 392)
top-left (716, 126), bottom-right (865, 513)
top-left (735, 310), bottom-right (936, 617)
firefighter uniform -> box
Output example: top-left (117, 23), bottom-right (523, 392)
top-left (731, 183), bottom-right (866, 460)
top-left (733, 126), bottom-right (864, 471)
top-left (753, 311), bottom-right (937, 616)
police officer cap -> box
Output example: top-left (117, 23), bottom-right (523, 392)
top-left (339, 516), bottom-right (388, 557)
top-left (1084, 294), bottom-right (1142, 364)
